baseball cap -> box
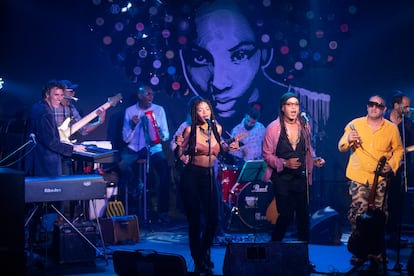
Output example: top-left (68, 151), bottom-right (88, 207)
top-left (61, 80), bottom-right (79, 90)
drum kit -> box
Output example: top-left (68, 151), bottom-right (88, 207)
top-left (217, 160), bottom-right (278, 232)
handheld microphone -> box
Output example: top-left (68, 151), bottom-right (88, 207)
top-left (29, 133), bottom-right (36, 145)
top-left (300, 112), bottom-right (309, 123)
top-left (64, 95), bottom-right (79, 102)
top-left (349, 123), bottom-right (360, 144)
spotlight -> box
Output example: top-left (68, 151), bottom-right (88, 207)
top-left (0, 78), bottom-right (4, 90)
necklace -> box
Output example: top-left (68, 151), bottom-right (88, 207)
top-left (285, 124), bottom-right (300, 146)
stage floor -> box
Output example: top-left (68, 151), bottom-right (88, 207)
top-left (26, 212), bottom-right (414, 276)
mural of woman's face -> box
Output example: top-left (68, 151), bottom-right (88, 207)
top-left (181, 5), bottom-right (261, 119)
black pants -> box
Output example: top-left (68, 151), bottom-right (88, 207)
top-left (271, 172), bottom-right (309, 242)
top-left (179, 164), bottom-right (219, 267)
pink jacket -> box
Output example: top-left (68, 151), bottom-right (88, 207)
top-left (262, 118), bottom-right (315, 185)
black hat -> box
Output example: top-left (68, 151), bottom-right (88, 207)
top-left (280, 92), bottom-right (299, 109)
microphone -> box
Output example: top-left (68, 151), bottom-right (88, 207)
top-left (29, 133), bottom-right (36, 145)
top-left (349, 123), bottom-right (360, 144)
top-left (205, 117), bottom-right (213, 127)
top-left (300, 112), bottom-right (309, 123)
top-left (64, 95), bottom-right (79, 101)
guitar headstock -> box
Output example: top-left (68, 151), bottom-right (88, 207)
top-left (108, 93), bottom-right (123, 107)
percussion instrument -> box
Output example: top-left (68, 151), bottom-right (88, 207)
top-left (218, 164), bottom-right (240, 202)
top-left (228, 181), bottom-right (277, 230)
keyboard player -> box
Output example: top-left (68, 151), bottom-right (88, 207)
top-left (24, 80), bottom-right (87, 248)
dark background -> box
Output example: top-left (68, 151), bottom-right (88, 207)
top-left (1, 0), bottom-right (414, 215)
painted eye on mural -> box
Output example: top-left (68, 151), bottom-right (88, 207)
top-left (230, 46), bottom-right (258, 64)
top-left (184, 47), bottom-right (213, 68)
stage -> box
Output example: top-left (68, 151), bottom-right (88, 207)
top-left (25, 212), bottom-right (414, 276)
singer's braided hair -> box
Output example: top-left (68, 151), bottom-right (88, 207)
top-left (187, 98), bottom-right (221, 162)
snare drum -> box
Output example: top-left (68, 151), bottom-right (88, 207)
top-left (228, 181), bottom-right (277, 230)
top-left (218, 164), bottom-right (240, 202)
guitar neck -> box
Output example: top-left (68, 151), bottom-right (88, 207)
top-left (70, 102), bottom-right (111, 134)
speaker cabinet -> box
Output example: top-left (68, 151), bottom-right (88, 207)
top-left (100, 215), bottom-right (139, 244)
top-left (310, 206), bottom-right (342, 245)
top-left (53, 222), bottom-right (98, 264)
top-left (223, 242), bottom-right (309, 276)
top-left (0, 168), bottom-right (25, 275)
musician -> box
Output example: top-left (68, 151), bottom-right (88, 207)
top-left (175, 98), bottom-right (238, 274)
top-left (384, 91), bottom-right (414, 247)
top-left (228, 102), bottom-right (266, 167)
top-left (54, 80), bottom-right (106, 174)
top-left (262, 92), bottom-right (325, 244)
top-left (338, 95), bottom-right (403, 265)
top-left (24, 80), bottom-right (86, 245)
top-left (25, 80), bottom-right (86, 176)
top-left (121, 85), bottom-right (171, 224)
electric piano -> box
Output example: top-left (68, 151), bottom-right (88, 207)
top-left (25, 174), bottom-right (106, 203)
top-left (72, 145), bottom-right (118, 163)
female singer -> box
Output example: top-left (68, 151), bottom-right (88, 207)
top-left (175, 98), bottom-right (237, 273)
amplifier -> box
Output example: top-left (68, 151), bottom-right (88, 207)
top-left (53, 221), bottom-right (98, 264)
top-left (100, 215), bottom-right (139, 245)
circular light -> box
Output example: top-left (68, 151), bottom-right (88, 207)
top-left (275, 65), bottom-right (284, 74)
top-left (172, 82), bottom-right (181, 90)
top-left (315, 30), bottom-right (324, 38)
top-left (165, 50), bottom-right (175, 59)
top-left (262, 0), bottom-right (271, 8)
top-left (329, 41), bottom-right (338, 50)
top-left (261, 34), bottom-right (270, 43)
top-left (151, 75), bottom-right (159, 85)
top-left (96, 17), bottom-right (104, 26)
top-left (133, 66), bottom-right (142, 75)
top-left (327, 55), bottom-right (334, 62)
top-left (306, 11), bottom-right (315, 20)
top-left (340, 24), bottom-right (349, 33)
top-left (153, 60), bottom-right (162, 69)
top-left (178, 36), bottom-right (187, 45)
top-left (138, 48), bottom-right (148, 58)
top-left (313, 52), bottom-right (321, 61)
top-left (103, 36), bottom-right (112, 45)
top-left (299, 39), bottom-right (308, 48)
top-left (126, 37), bottom-right (135, 46)
top-left (294, 61), bottom-right (303, 70)
top-left (136, 22), bottom-right (145, 32)
top-left (167, 66), bottom-right (176, 75)
top-left (115, 22), bottom-right (124, 32)
top-left (280, 46), bottom-right (289, 55)
top-left (149, 6), bottom-right (158, 16)
top-left (110, 4), bottom-right (120, 14)
top-left (162, 29), bottom-right (171, 38)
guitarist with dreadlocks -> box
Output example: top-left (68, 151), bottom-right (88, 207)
top-left (338, 95), bottom-right (403, 272)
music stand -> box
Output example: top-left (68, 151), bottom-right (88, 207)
top-left (236, 160), bottom-right (267, 184)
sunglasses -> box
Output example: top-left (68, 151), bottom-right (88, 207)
top-left (367, 101), bottom-right (386, 110)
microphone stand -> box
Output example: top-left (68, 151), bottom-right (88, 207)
top-left (392, 111), bottom-right (408, 272)
top-left (206, 124), bottom-right (213, 275)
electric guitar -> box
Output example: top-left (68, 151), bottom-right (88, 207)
top-left (347, 156), bottom-right (388, 259)
top-left (58, 93), bottom-right (123, 143)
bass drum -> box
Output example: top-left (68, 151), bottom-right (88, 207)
top-left (229, 181), bottom-right (278, 230)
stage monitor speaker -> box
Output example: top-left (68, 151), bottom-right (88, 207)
top-left (223, 241), bottom-right (309, 276)
top-left (310, 206), bottom-right (342, 245)
top-left (0, 168), bottom-right (26, 275)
